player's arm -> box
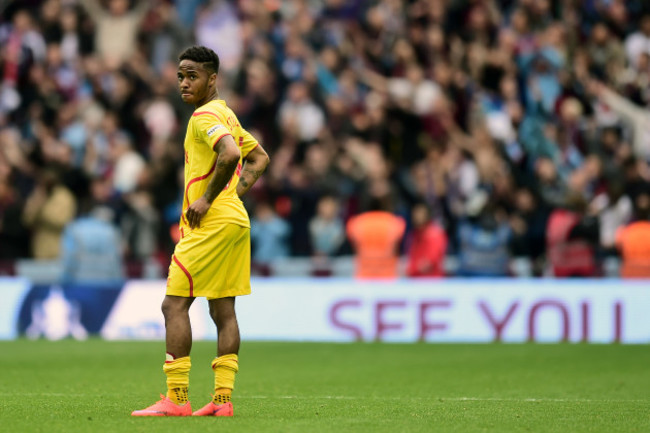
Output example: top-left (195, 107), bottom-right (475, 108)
top-left (185, 135), bottom-right (240, 229)
top-left (237, 145), bottom-right (270, 197)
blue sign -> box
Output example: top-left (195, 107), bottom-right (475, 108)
top-left (17, 283), bottom-right (122, 340)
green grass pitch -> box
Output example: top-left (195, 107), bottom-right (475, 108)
top-left (1, 340), bottom-right (648, 433)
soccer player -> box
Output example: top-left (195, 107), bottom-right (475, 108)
top-left (132, 46), bottom-right (270, 417)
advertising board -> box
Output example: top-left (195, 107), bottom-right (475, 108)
top-left (100, 279), bottom-right (650, 343)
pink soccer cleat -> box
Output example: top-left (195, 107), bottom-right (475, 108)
top-left (131, 394), bottom-right (192, 416)
top-left (192, 401), bottom-right (234, 417)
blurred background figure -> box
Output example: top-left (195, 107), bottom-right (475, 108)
top-left (309, 195), bottom-right (344, 258)
top-left (110, 132), bottom-right (146, 195)
top-left (405, 202), bottom-right (447, 278)
top-left (60, 204), bottom-right (123, 284)
top-left (546, 194), bottom-right (599, 278)
top-left (250, 201), bottom-right (290, 276)
top-left (309, 195), bottom-right (345, 276)
top-left (0, 154), bottom-right (29, 266)
top-left (590, 179), bottom-right (632, 257)
top-left (509, 187), bottom-right (548, 275)
top-left (22, 167), bottom-right (76, 260)
top-left (346, 200), bottom-right (406, 279)
top-left (278, 81), bottom-right (325, 143)
top-left (616, 191), bottom-right (650, 278)
top-left (79, 0), bottom-right (150, 64)
top-left (121, 188), bottom-right (160, 277)
top-left (456, 190), bottom-right (512, 277)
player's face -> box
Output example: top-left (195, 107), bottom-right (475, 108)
top-left (177, 60), bottom-right (215, 106)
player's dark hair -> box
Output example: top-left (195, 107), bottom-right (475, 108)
top-left (179, 46), bottom-right (220, 75)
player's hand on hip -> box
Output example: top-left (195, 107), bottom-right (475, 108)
top-left (186, 196), bottom-right (211, 229)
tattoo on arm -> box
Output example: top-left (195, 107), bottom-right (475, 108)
top-left (237, 165), bottom-right (266, 196)
top-left (203, 159), bottom-right (237, 202)
top-left (203, 137), bottom-right (239, 203)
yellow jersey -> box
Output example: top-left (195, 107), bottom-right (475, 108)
top-left (179, 99), bottom-right (259, 236)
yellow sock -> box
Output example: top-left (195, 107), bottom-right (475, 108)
top-left (163, 354), bottom-right (191, 405)
top-left (213, 391), bottom-right (231, 404)
top-left (211, 354), bottom-right (238, 404)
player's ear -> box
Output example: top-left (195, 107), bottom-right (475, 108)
top-left (208, 72), bottom-right (217, 86)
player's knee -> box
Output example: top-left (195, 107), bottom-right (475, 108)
top-left (211, 309), bottom-right (236, 330)
top-left (208, 298), bottom-right (236, 327)
top-left (161, 299), bottom-right (173, 319)
top-left (209, 308), bottom-right (229, 329)
top-left (161, 296), bottom-right (189, 318)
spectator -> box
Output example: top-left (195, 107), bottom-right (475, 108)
top-left (142, 82), bottom-right (178, 143)
top-left (346, 200), bottom-right (406, 279)
top-left (361, 62), bottom-right (442, 116)
top-left (79, 0), bottom-right (151, 64)
top-left (546, 194), bottom-right (599, 277)
top-left (405, 202), bottom-right (447, 278)
top-left (7, 8), bottom-right (47, 63)
top-left (110, 132), bottom-right (146, 195)
top-left (616, 192), bottom-right (650, 277)
top-left (624, 14), bottom-right (650, 69)
top-left (587, 22), bottom-right (626, 83)
top-left (590, 80), bottom-right (650, 160)
top-left (509, 187), bottom-right (549, 269)
top-left (278, 81), bottom-right (325, 142)
top-left (173, 0), bottom-right (206, 30)
top-left (61, 205), bottom-right (123, 283)
top-left (22, 167), bottom-right (76, 259)
top-left (589, 179), bottom-right (633, 256)
top-left (121, 189), bottom-right (159, 262)
top-left (309, 195), bottom-right (344, 257)
top-left (58, 5), bottom-right (89, 64)
top-left (142, 1), bottom-right (191, 74)
top-left (0, 161), bottom-right (29, 260)
top-left (621, 156), bottom-right (650, 206)
top-left (250, 201), bottom-right (291, 273)
top-left (456, 190), bottom-right (512, 277)
top-left (194, 0), bottom-right (242, 74)
top-left (534, 157), bottom-right (568, 209)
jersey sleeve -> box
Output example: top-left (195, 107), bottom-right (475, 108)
top-left (192, 111), bottom-right (233, 151)
top-left (239, 127), bottom-right (260, 158)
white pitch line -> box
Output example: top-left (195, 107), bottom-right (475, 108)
top-left (233, 396), bottom-right (647, 403)
top-left (7, 393), bottom-right (647, 403)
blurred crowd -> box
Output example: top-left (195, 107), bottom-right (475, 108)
top-left (1, 0), bottom-right (650, 279)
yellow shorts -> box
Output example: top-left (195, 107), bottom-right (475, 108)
top-left (166, 223), bottom-right (251, 299)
